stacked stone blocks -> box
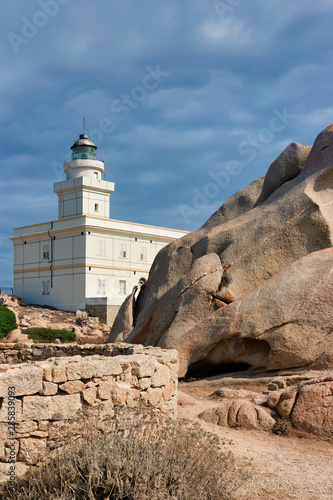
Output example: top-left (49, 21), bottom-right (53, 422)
top-left (0, 343), bottom-right (178, 484)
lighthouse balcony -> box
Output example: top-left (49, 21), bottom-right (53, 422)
top-left (64, 158), bottom-right (104, 170)
top-left (65, 155), bottom-right (104, 162)
top-left (63, 158), bottom-right (105, 180)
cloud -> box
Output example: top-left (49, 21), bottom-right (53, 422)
top-left (303, 108), bottom-right (333, 128)
top-left (200, 19), bottom-right (252, 48)
top-left (1, 0), bottom-right (333, 286)
top-left (138, 169), bottom-right (173, 186)
top-left (131, 125), bottom-right (217, 148)
top-left (0, 192), bottom-right (55, 214)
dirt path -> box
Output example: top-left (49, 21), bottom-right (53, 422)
top-left (178, 379), bottom-right (333, 500)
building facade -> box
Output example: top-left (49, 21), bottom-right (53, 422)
top-left (11, 134), bottom-right (187, 325)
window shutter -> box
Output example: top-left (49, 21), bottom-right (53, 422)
top-left (119, 280), bottom-right (126, 294)
top-left (43, 245), bottom-right (50, 260)
top-left (99, 241), bottom-right (105, 255)
top-left (120, 244), bottom-right (127, 258)
top-left (140, 247), bottom-right (147, 261)
top-left (98, 279), bottom-right (106, 293)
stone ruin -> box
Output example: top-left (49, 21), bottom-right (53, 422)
top-left (0, 343), bottom-right (178, 486)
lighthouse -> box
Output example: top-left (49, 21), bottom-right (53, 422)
top-left (11, 131), bottom-right (187, 325)
top-left (54, 134), bottom-right (114, 219)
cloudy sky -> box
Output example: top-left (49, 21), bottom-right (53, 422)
top-left (1, 0), bottom-right (333, 287)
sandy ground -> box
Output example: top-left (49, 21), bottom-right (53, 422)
top-left (178, 376), bottom-right (333, 500)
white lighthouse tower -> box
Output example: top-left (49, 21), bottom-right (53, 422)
top-left (54, 134), bottom-right (114, 219)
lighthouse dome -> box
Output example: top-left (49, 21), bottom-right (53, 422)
top-left (71, 134), bottom-right (97, 160)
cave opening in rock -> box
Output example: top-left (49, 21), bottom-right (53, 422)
top-left (185, 361), bottom-right (252, 379)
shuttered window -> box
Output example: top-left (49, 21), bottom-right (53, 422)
top-left (42, 244), bottom-right (50, 260)
top-left (119, 280), bottom-right (126, 295)
top-left (98, 241), bottom-right (105, 255)
top-left (120, 244), bottom-right (127, 258)
top-left (42, 280), bottom-right (49, 295)
top-left (98, 279), bottom-right (106, 294)
top-left (140, 247), bottom-right (147, 261)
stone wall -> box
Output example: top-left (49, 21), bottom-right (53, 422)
top-left (85, 302), bottom-right (120, 326)
top-left (0, 343), bottom-right (178, 486)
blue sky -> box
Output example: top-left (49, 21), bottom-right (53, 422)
top-left (1, 0), bottom-right (333, 287)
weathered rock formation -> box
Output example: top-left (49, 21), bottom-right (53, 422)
top-left (199, 372), bottom-right (333, 437)
top-left (108, 126), bottom-right (333, 377)
top-left (199, 399), bottom-right (276, 432)
top-left (268, 374), bottom-right (333, 436)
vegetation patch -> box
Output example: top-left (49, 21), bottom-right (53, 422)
top-left (22, 327), bottom-right (76, 343)
top-left (273, 417), bottom-right (292, 436)
top-left (5, 407), bottom-right (247, 499)
top-left (0, 303), bottom-right (17, 339)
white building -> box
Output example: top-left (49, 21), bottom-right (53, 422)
top-left (11, 133), bottom-right (187, 324)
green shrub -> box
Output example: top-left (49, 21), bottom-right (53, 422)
top-left (22, 327), bottom-right (76, 343)
top-left (4, 408), bottom-right (247, 500)
top-left (0, 303), bottom-right (17, 339)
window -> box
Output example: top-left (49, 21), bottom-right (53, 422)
top-left (42, 280), bottom-right (49, 295)
top-left (42, 244), bottom-right (50, 260)
top-left (120, 243), bottom-right (127, 258)
top-left (98, 279), bottom-right (106, 294)
top-left (140, 247), bottom-right (147, 261)
top-left (94, 203), bottom-right (99, 212)
top-left (119, 280), bottom-right (126, 295)
top-left (94, 172), bottom-right (98, 179)
top-left (98, 241), bottom-right (105, 256)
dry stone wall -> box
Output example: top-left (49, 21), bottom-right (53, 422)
top-left (0, 343), bottom-right (178, 486)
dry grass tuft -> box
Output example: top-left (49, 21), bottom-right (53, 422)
top-left (272, 418), bottom-right (292, 436)
top-left (4, 407), bottom-right (247, 500)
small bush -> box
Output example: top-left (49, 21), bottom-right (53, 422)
top-left (22, 327), bottom-right (76, 343)
top-left (4, 408), bottom-right (247, 500)
top-left (0, 303), bottom-right (17, 339)
top-left (273, 418), bottom-right (292, 436)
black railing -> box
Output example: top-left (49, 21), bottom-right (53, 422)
top-left (0, 287), bottom-right (13, 295)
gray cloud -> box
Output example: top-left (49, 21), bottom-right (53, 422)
top-left (1, 0), bottom-right (333, 285)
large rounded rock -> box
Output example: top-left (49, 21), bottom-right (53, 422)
top-left (108, 126), bottom-right (333, 377)
top-left (199, 400), bottom-right (275, 431)
top-left (162, 248), bottom-right (333, 375)
top-left (254, 142), bottom-right (311, 206)
top-left (291, 381), bottom-right (333, 436)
